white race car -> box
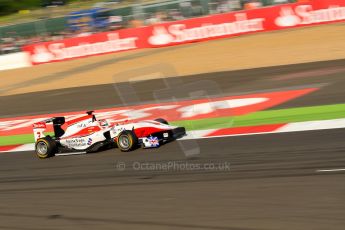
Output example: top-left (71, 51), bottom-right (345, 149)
top-left (33, 111), bottom-right (185, 159)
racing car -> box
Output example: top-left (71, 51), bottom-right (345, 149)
top-left (33, 111), bottom-right (186, 159)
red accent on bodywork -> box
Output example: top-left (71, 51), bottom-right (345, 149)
top-left (61, 126), bottom-right (101, 139)
top-left (66, 115), bottom-right (93, 126)
top-left (133, 127), bottom-right (169, 138)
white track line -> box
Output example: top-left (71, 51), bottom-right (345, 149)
top-left (276, 118), bottom-right (345, 133)
top-left (316, 168), bottom-right (345, 173)
top-left (10, 143), bottom-right (34, 152)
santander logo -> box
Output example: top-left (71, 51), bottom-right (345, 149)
top-left (275, 4), bottom-right (345, 28)
top-left (29, 33), bottom-right (138, 63)
top-left (148, 13), bottom-right (265, 45)
top-left (148, 27), bottom-right (174, 45)
top-left (275, 7), bottom-right (301, 27)
top-left (31, 46), bottom-right (55, 63)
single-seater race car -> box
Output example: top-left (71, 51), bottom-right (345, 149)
top-left (33, 111), bottom-right (186, 159)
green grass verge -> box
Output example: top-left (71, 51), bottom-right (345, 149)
top-left (1, 103), bottom-right (345, 146)
top-left (171, 103), bottom-right (345, 130)
top-left (0, 133), bottom-right (35, 146)
top-left (0, 132), bottom-right (54, 146)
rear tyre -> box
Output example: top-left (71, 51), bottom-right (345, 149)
top-left (155, 118), bottom-right (168, 125)
top-left (35, 136), bottom-right (56, 159)
top-left (117, 130), bottom-right (138, 152)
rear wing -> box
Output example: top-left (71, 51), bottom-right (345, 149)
top-left (33, 117), bottom-right (65, 141)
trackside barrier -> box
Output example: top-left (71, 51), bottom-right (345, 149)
top-left (0, 52), bottom-right (32, 71)
top-left (20, 0), bottom-right (345, 65)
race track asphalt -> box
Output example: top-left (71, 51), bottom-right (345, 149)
top-left (0, 60), bottom-right (345, 229)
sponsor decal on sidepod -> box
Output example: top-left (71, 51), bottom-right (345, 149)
top-left (65, 138), bottom-right (88, 147)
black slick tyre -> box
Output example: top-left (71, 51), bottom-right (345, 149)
top-left (35, 136), bottom-right (56, 159)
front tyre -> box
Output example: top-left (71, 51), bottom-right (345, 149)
top-left (35, 136), bottom-right (56, 159)
top-left (117, 130), bottom-right (138, 152)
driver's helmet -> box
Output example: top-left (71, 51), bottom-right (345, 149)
top-left (98, 119), bottom-right (109, 127)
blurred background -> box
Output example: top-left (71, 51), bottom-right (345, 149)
top-left (0, 0), bottom-right (298, 55)
top-left (1, 1), bottom-right (345, 229)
